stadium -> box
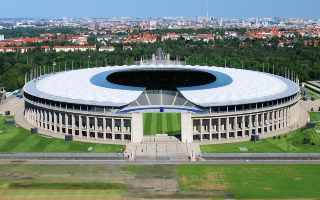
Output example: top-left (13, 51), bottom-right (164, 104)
top-left (23, 62), bottom-right (303, 144)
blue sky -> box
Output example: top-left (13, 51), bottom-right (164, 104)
top-left (1, 0), bottom-right (319, 18)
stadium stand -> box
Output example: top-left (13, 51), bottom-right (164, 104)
top-left (130, 89), bottom-right (196, 107)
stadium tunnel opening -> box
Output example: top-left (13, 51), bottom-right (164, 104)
top-left (107, 69), bottom-right (216, 90)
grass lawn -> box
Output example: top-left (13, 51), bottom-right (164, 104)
top-left (0, 165), bottom-right (127, 200)
top-left (310, 111), bottom-right (320, 122)
top-left (0, 116), bottom-right (123, 153)
top-left (201, 112), bottom-right (320, 153)
top-left (1, 164), bottom-right (320, 199)
top-left (178, 164), bottom-right (320, 199)
top-left (143, 112), bottom-right (181, 136)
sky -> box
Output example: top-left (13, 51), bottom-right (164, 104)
top-left (0, 0), bottom-right (319, 18)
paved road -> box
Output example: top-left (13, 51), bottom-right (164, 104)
top-left (1, 159), bottom-right (320, 165)
top-left (1, 152), bottom-right (320, 165)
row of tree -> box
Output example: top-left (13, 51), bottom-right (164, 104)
top-left (0, 37), bottom-right (319, 91)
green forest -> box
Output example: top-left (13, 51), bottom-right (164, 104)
top-left (0, 36), bottom-right (320, 90)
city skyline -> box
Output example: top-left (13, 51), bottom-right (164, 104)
top-left (0, 0), bottom-right (319, 19)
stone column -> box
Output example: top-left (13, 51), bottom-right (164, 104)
top-left (33, 109), bottom-right (36, 126)
top-left (284, 108), bottom-right (288, 127)
top-left (103, 117), bottom-right (107, 140)
top-left (53, 112), bottom-right (58, 133)
top-left (79, 115), bottom-right (83, 137)
top-left (71, 114), bottom-right (75, 136)
top-left (261, 113), bottom-right (265, 134)
top-left (272, 110), bottom-right (276, 132)
top-left (49, 111), bottom-right (52, 130)
top-left (249, 114), bottom-right (253, 136)
top-left (209, 119), bottom-right (213, 141)
top-left (218, 118), bottom-right (222, 139)
top-left (29, 109), bottom-right (32, 123)
top-left (34, 109), bottom-right (37, 126)
top-left (277, 110), bottom-right (281, 129)
top-left (181, 113), bottom-right (193, 143)
top-left (40, 110), bottom-right (43, 128)
top-left (199, 119), bottom-right (203, 141)
top-left (29, 109), bottom-right (32, 124)
top-left (279, 109), bottom-right (283, 129)
top-left (94, 117), bottom-right (98, 139)
top-left (234, 117), bottom-right (238, 138)
top-left (283, 109), bottom-right (286, 128)
top-left (86, 116), bottom-right (90, 139)
top-left (288, 107), bottom-right (291, 127)
top-left (59, 113), bottom-right (63, 134)
top-left (44, 110), bottom-right (48, 130)
top-left (276, 110), bottom-right (280, 130)
top-left (255, 114), bottom-right (258, 134)
top-left (226, 117), bottom-right (230, 139)
top-left (111, 118), bottom-right (115, 140)
top-left (36, 109), bottom-right (40, 128)
top-left (121, 119), bottom-right (125, 141)
top-left (131, 113), bottom-right (144, 143)
top-left (65, 113), bottom-right (69, 134)
top-left (242, 115), bottom-right (245, 137)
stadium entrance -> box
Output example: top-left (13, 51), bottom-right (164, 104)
top-left (143, 113), bottom-right (181, 138)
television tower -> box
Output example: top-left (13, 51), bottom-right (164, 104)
top-left (206, 0), bottom-right (209, 24)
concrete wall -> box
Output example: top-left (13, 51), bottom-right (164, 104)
top-left (24, 96), bottom-right (305, 145)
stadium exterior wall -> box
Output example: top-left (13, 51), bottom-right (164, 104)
top-left (23, 94), bottom-right (305, 144)
top-left (186, 96), bottom-right (305, 144)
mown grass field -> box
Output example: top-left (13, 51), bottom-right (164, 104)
top-left (310, 111), bottom-right (320, 122)
top-left (178, 164), bottom-right (320, 199)
top-left (0, 116), bottom-right (123, 153)
top-left (143, 113), bottom-right (181, 136)
top-left (201, 112), bottom-right (320, 153)
top-left (1, 164), bottom-right (320, 199)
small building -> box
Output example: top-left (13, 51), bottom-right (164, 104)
top-left (98, 46), bottom-right (115, 52)
top-left (53, 45), bottom-right (96, 52)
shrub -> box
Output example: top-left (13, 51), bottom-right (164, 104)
top-left (303, 137), bottom-right (311, 144)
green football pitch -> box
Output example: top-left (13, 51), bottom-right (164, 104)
top-left (143, 113), bottom-right (181, 136)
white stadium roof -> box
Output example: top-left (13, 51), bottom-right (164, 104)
top-left (23, 64), bottom-right (300, 107)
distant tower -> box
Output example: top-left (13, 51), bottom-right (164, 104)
top-left (206, 0), bottom-right (209, 24)
top-left (219, 18), bottom-right (223, 27)
top-left (255, 17), bottom-right (259, 27)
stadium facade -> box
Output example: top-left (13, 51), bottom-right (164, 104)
top-left (23, 63), bottom-right (304, 144)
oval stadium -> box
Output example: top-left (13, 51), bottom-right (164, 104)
top-left (23, 64), bottom-right (304, 144)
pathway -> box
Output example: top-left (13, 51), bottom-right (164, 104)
top-left (126, 135), bottom-right (200, 161)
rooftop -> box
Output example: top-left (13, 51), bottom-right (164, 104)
top-left (23, 64), bottom-right (300, 107)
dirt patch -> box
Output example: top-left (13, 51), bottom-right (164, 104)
top-left (294, 177), bottom-right (303, 181)
top-left (179, 172), bottom-right (226, 191)
top-left (263, 187), bottom-right (273, 191)
top-left (128, 178), bottom-right (178, 193)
